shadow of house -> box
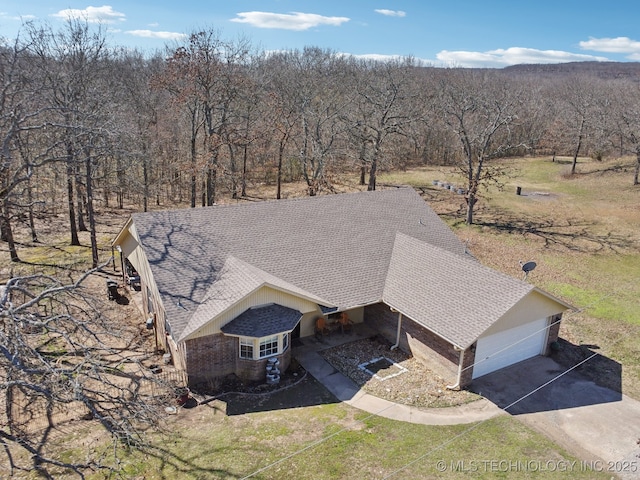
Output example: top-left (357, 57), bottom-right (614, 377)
top-left (469, 353), bottom-right (622, 415)
top-left (223, 375), bottom-right (339, 415)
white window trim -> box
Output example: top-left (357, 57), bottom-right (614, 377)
top-left (239, 337), bottom-right (254, 359)
top-left (238, 333), bottom-right (289, 360)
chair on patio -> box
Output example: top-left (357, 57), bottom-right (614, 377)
top-left (338, 312), bottom-right (353, 333)
top-left (315, 317), bottom-right (330, 336)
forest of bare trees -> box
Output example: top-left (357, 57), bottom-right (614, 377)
top-left (2, 20), bottom-right (640, 259)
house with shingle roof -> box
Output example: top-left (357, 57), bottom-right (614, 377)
top-left (113, 187), bottom-right (572, 388)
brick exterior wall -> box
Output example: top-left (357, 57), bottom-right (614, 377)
top-left (459, 345), bottom-right (476, 389)
top-left (544, 313), bottom-right (562, 354)
top-left (364, 303), bottom-right (462, 386)
top-left (184, 333), bottom-right (292, 385)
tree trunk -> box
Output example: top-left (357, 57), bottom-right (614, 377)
top-left (190, 135), bottom-right (197, 208)
top-left (206, 165), bottom-right (216, 206)
top-left (367, 135), bottom-right (382, 191)
top-left (634, 151), bottom-right (640, 186)
top-left (66, 156), bottom-right (80, 246)
top-left (465, 194), bottom-right (477, 225)
top-left (277, 140), bottom-right (284, 200)
top-left (367, 159), bottom-right (377, 191)
top-left (116, 156), bottom-right (125, 209)
top-left (571, 117), bottom-right (585, 175)
top-left (1, 199), bottom-right (19, 262)
top-left (85, 151), bottom-right (99, 268)
top-left (359, 141), bottom-right (367, 186)
top-left (142, 154), bottom-right (149, 213)
top-left (241, 144), bottom-right (248, 197)
top-left (228, 144), bottom-right (238, 199)
top-left (75, 165), bottom-right (87, 232)
top-left (27, 180), bottom-right (38, 243)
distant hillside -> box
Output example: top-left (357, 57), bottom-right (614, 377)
top-left (503, 61), bottom-right (640, 80)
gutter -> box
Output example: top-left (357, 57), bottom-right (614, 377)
top-left (446, 346), bottom-right (465, 390)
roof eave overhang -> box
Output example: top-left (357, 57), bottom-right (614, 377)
top-left (112, 216), bottom-right (134, 248)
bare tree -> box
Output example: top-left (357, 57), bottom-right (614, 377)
top-left (438, 70), bottom-right (526, 225)
top-left (0, 32), bottom-right (57, 261)
top-left (259, 53), bottom-right (302, 199)
top-left (27, 20), bottom-right (111, 248)
top-left (607, 81), bottom-right (640, 185)
top-left (0, 266), bottom-right (170, 478)
top-left (551, 76), bottom-right (600, 174)
top-left (286, 47), bottom-right (350, 196)
top-left (346, 57), bottom-right (420, 190)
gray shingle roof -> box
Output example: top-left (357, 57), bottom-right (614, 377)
top-left (383, 233), bottom-right (534, 348)
top-left (130, 188), bottom-right (469, 341)
top-left (221, 304), bottom-right (302, 337)
top-left (178, 256), bottom-right (333, 340)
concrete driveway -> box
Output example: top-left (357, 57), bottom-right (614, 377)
top-left (470, 356), bottom-right (640, 480)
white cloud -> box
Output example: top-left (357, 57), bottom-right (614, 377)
top-left (436, 47), bottom-right (610, 68)
top-left (579, 36), bottom-right (640, 54)
top-left (126, 30), bottom-right (187, 40)
top-left (1, 12), bottom-right (37, 21)
top-left (374, 9), bottom-right (406, 18)
top-left (51, 5), bottom-right (125, 24)
top-left (230, 11), bottom-right (349, 31)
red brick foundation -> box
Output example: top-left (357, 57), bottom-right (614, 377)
top-left (184, 333), bottom-right (292, 385)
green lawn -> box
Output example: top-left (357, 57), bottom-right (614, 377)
top-left (76, 406), bottom-right (609, 480)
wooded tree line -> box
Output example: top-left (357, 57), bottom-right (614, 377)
top-left (3, 20), bottom-right (640, 260)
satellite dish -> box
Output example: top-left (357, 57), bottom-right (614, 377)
top-left (519, 260), bottom-right (537, 280)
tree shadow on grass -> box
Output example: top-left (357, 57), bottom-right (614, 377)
top-left (473, 209), bottom-right (635, 253)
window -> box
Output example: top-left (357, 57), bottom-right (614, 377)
top-left (239, 338), bottom-right (254, 359)
top-left (259, 335), bottom-right (279, 358)
top-left (238, 333), bottom-right (289, 360)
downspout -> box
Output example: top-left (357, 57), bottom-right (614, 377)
top-left (446, 346), bottom-right (465, 390)
top-left (390, 309), bottom-right (402, 350)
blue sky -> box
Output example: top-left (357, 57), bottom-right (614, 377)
top-left (2, 1), bottom-right (640, 67)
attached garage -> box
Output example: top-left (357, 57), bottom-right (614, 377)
top-left (472, 317), bottom-right (549, 379)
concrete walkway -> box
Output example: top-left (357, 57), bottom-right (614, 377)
top-left (293, 332), bottom-right (503, 426)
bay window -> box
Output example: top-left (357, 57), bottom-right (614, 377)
top-left (238, 333), bottom-right (289, 360)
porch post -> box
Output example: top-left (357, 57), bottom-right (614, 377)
top-left (390, 308), bottom-right (403, 350)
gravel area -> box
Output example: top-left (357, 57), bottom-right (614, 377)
top-left (320, 336), bottom-right (480, 408)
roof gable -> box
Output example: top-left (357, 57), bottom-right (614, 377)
top-left (178, 256), bottom-right (332, 341)
top-left (383, 233), bottom-right (535, 348)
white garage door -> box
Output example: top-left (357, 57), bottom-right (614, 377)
top-left (472, 317), bottom-right (549, 379)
